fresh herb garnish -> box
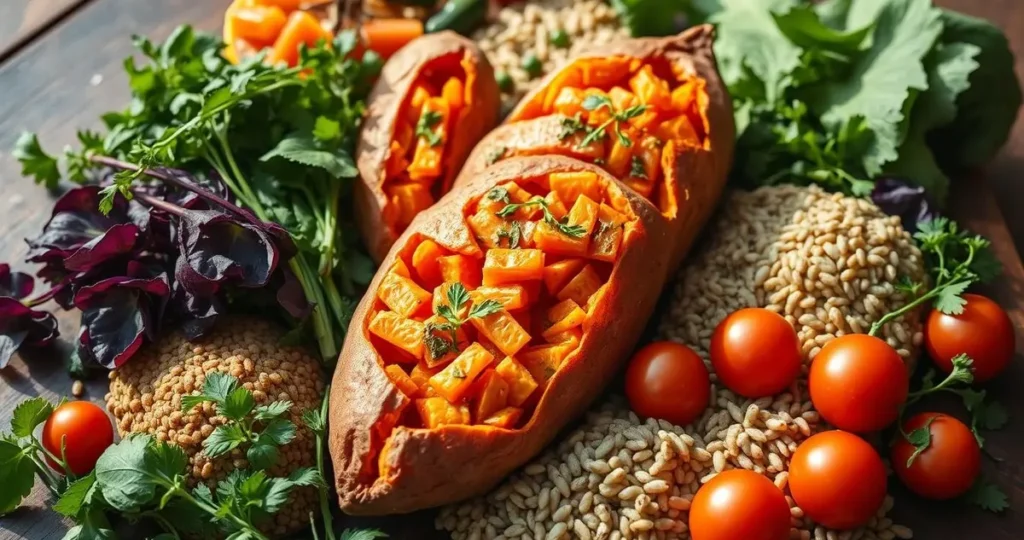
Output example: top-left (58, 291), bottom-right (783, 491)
top-left (966, 479), bottom-right (1010, 512)
top-left (415, 109), bottom-right (444, 147)
top-left (630, 155), bottom-right (648, 179)
top-left (496, 221), bottom-right (523, 248)
top-left (424, 283), bottom-right (503, 359)
top-left (578, 95), bottom-right (647, 149)
top-left (558, 113), bottom-right (588, 141)
top-left (487, 186), bottom-right (511, 203)
top-left (495, 198), bottom-right (586, 238)
top-left (485, 145), bottom-right (507, 166)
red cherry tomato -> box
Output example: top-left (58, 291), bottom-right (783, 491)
top-left (710, 308), bottom-right (801, 398)
top-left (625, 341), bottom-right (710, 426)
top-left (42, 401), bottom-right (114, 476)
top-left (891, 413), bottom-right (980, 500)
top-left (789, 430), bottom-right (886, 530)
top-left (926, 293), bottom-right (1014, 383)
top-left (689, 469), bottom-right (790, 540)
top-left (809, 334), bottom-right (909, 432)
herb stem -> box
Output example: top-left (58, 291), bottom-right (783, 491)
top-left (26, 453), bottom-right (61, 497)
top-left (313, 388), bottom-right (336, 540)
top-left (868, 286), bottom-right (938, 337)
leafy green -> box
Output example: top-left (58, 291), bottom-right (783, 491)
top-left (12, 133), bottom-right (60, 190)
top-left (611, 0), bottom-right (694, 37)
top-left (261, 135), bottom-right (358, 178)
top-left (0, 440), bottom-right (36, 515)
top-left (966, 479), bottom-right (1009, 512)
top-left (10, 397), bottom-right (54, 438)
top-left (339, 530), bottom-right (388, 540)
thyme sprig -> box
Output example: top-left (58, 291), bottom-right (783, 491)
top-left (491, 189), bottom-right (586, 239)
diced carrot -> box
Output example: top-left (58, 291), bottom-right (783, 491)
top-left (567, 195), bottom-right (599, 237)
top-left (548, 171), bottom-right (602, 206)
top-left (546, 327), bottom-right (582, 348)
top-left (416, 397), bottom-right (471, 428)
top-left (542, 258), bottom-right (587, 296)
top-left (230, 6), bottom-right (288, 46)
top-left (377, 270), bottom-right (432, 317)
top-left (428, 342), bottom-right (495, 403)
top-left (470, 309), bottom-right (532, 357)
top-left (470, 285), bottom-right (529, 311)
top-left (544, 191), bottom-right (569, 220)
top-left (482, 249), bottom-right (545, 286)
top-left (268, 11), bottom-right (332, 67)
top-left (533, 221), bottom-right (588, 257)
top-left (541, 299), bottom-right (587, 341)
top-left (467, 206), bottom-right (506, 249)
top-left (423, 314), bottom-right (470, 368)
top-left (360, 17), bottom-right (424, 60)
top-left (392, 259), bottom-right (412, 278)
top-left (589, 205), bottom-right (627, 262)
top-left (385, 365), bottom-right (419, 398)
top-left (557, 264), bottom-right (603, 307)
top-left (482, 406), bottom-right (523, 428)
top-left (629, 65), bottom-right (673, 111)
top-left (410, 361), bottom-right (442, 396)
top-left (519, 343), bottom-right (572, 385)
top-left (408, 98), bottom-right (450, 181)
top-left (471, 370), bottom-right (509, 421)
top-left (494, 356), bottom-right (538, 406)
top-left (412, 239), bottom-right (446, 288)
top-left (441, 77), bottom-right (465, 112)
top-left (369, 311), bottom-right (426, 359)
top-left (387, 182), bottom-right (434, 230)
top-left (437, 254), bottom-right (482, 288)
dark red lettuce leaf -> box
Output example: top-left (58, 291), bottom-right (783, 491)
top-left (871, 178), bottom-right (940, 232)
top-left (0, 298), bottom-right (59, 369)
top-left (0, 264), bottom-right (34, 299)
top-left (175, 210), bottom-right (280, 296)
top-left (73, 273), bottom-right (170, 369)
top-left (64, 223), bottom-right (143, 272)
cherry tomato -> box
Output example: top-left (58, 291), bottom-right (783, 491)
top-left (808, 334), bottom-right (908, 432)
top-left (625, 341), bottom-right (709, 426)
top-left (689, 469), bottom-right (790, 540)
top-left (926, 293), bottom-right (1014, 383)
top-left (789, 430), bottom-right (886, 530)
top-left (710, 308), bottom-right (801, 398)
top-left (891, 413), bottom-right (980, 500)
top-left (42, 401), bottom-right (114, 476)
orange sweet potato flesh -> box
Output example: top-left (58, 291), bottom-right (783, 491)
top-left (456, 26), bottom-right (734, 273)
top-left (356, 32), bottom-right (501, 263)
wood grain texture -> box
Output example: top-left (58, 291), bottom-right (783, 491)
top-left (0, 0), bottom-right (1021, 538)
top-left (0, 0), bottom-right (91, 61)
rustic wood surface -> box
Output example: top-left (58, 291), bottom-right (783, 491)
top-left (0, 0), bottom-right (1022, 538)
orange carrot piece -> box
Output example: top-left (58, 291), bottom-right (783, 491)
top-left (438, 254), bottom-right (482, 288)
top-left (494, 356), bottom-right (538, 406)
top-left (470, 309), bottom-right (532, 357)
top-left (387, 182), bottom-right (434, 230)
top-left (542, 258), bottom-right (587, 296)
top-left (415, 397), bottom-right (471, 428)
top-left (471, 370), bottom-right (509, 422)
top-left (519, 343), bottom-right (572, 385)
top-left (369, 311), bottom-right (426, 359)
top-left (412, 239), bottom-right (447, 288)
top-left (268, 11), bottom-right (332, 67)
top-left (385, 364), bottom-right (420, 398)
top-left (360, 18), bottom-right (424, 60)
top-left (482, 406), bottom-right (523, 428)
top-left (557, 264), bottom-right (603, 307)
top-left (377, 270), bottom-right (432, 317)
top-left (482, 249), bottom-right (545, 286)
top-left (442, 77), bottom-right (465, 112)
top-left (422, 314), bottom-right (470, 368)
top-left (589, 204), bottom-right (628, 262)
top-left (547, 171), bottom-right (602, 206)
top-left (470, 285), bottom-right (529, 311)
top-left (541, 299), bottom-right (587, 341)
top-left (230, 6), bottom-right (288, 46)
top-left (428, 342), bottom-right (495, 403)
top-left (629, 65), bottom-right (673, 111)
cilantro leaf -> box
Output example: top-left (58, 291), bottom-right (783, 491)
top-left (415, 110), bottom-right (444, 147)
top-left (0, 440), bottom-right (36, 515)
top-left (221, 387), bottom-right (255, 421)
top-left (288, 467), bottom-right (324, 487)
top-left (302, 408), bottom-right (326, 433)
top-left (487, 187), bottom-right (511, 204)
top-left (445, 283), bottom-right (471, 315)
top-left (933, 280), bottom-right (969, 314)
top-left (54, 472), bottom-right (97, 518)
top-left (94, 435), bottom-right (165, 511)
top-left (258, 418), bottom-right (297, 446)
top-left (630, 156), bottom-right (648, 179)
top-left (246, 442), bottom-right (279, 470)
top-left (261, 135), bottom-right (358, 179)
top-left (468, 300), bottom-right (503, 320)
top-left (977, 400), bottom-right (1009, 431)
top-left (13, 132), bottom-right (61, 189)
top-left (10, 396), bottom-right (54, 438)
top-left (202, 372), bottom-right (240, 403)
top-left (204, 424), bottom-right (247, 458)
top-left (582, 94), bottom-right (613, 112)
top-left (253, 401), bottom-right (292, 421)
top-left (966, 480), bottom-right (1009, 512)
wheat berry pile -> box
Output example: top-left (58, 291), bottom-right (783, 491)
top-left (438, 185), bottom-right (924, 540)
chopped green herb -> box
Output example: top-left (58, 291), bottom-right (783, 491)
top-left (452, 366), bottom-right (467, 379)
top-left (487, 186), bottom-right (511, 204)
top-left (496, 198), bottom-right (585, 238)
top-left (558, 113), bottom-right (587, 141)
top-left (630, 156), bottom-right (647, 179)
top-left (416, 109), bottom-right (444, 147)
top-left (485, 146), bottom-right (507, 166)
top-left (496, 221), bottom-right (522, 248)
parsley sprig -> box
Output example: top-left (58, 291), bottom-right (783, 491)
top-left (489, 188), bottom-right (586, 239)
top-left (415, 109), bottom-right (444, 147)
top-left (424, 283), bottom-right (502, 361)
top-left (0, 397), bottom-right (76, 511)
top-left (578, 95), bottom-right (647, 149)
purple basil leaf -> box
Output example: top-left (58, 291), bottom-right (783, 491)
top-left (0, 298), bottom-right (59, 369)
top-left (871, 178), bottom-right (940, 232)
top-left (0, 264), bottom-right (34, 300)
top-left (26, 186), bottom-right (124, 260)
top-left (64, 223), bottom-right (142, 272)
top-left (176, 210), bottom-right (280, 294)
top-left (74, 274), bottom-right (170, 369)
top-left (172, 279), bottom-right (225, 340)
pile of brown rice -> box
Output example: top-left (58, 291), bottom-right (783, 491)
top-left (437, 185), bottom-right (925, 540)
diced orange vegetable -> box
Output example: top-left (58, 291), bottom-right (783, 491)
top-left (606, 133), bottom-right (634, 178)
top-left (542, 258), bottom-right (587, 295)
top-left (608, 86), bottom-right (637, 110)
top-left (510, 308), bottom-right (532, 335)
top-left (377, 270), bottom-right (432, 317)
top-left (482, 406), bottom-right (523, 428)
top-left (432, 282), bottom-right (469, 317)
top-left (557, 264), bottom-right (603, 307)
top-left (387, 182), bottom-right (434, 230)
top-left (438, 254), bottom-right (482, 288)
top-left (385, 365), bottom-right (420, 398)
top-left (412, 239), bottom-right (446, 288)
top-left (428, 342), bottom-right (495, 403)
top-left (544, 191), bottom-right (569, 220)
top-left (470, 285), bottom-right (528, 311)
top-left (369, 311), bottom-right (426, 359)
top-left (548, 171), bottom-right (602, 206)
top-left (422, 314), bottom-right (470, 368)
top-left (518, 220), bottom-right (538, 248)
top-left (415, 397), bottom-right (471, 428)
top-left (567, 195), bottom-right (599, 237)
top-left (392, 259), bottom-right (412, 278)
top-left (442, 77), bottom-right (465, 112)
top-left (546, 327), bottom-right (582, 348)
top-left (252, 0), bottom-right (301, 11)
top-left (533, 221), bottom-right (588, 257)
top-left (627, 135), bottom-right (663, 192)
top-left (268, 11), bottom-right (332, 67)
top-left (385, 143), bottom-right (411, 179)
top-left (552, 87), bottom-right (586, 118)
top-left (467, 206), bottom-right (506, 249)
top-left (541, 299), bottom-right (586, 341)
top-left (407, 83), bottom-right (436, 124)
top-left (482, 249), bottom-right (545, 285)
top-left (408, 98), bottom-right (450, 181)
top-left (582, 89), bottom-right (613, 126)
top-left (476, 336), bottom-right (504, 359)
top-left (410, 361), bottom-right (442, 396)
top-left (470, 309), bottom-right (532, 357)
top-left (494, 356), bottom-right (538, 406)
top-left (360, 18), bottom-right (424, 60)
top-left (589, 205), bottom-right (627, 262)
top-left (471, 370), bottom-right (509, 421)
top-left (519, 343), bottom-right (572, 385)
top-left (655, 115), bottom-right (700, 146)
top-left (230, 6), bottom-right (288, 46)
top-left (671, 78), bottom-right (703, 112)
top-left (629, 65), bottom-right (673, 111)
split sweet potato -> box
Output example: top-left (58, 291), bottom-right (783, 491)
top-left (355, 32), bottom-right (501, 262)
top-left (330, 155), bottom-right (727, 515)
top-left (456, 25), bottom-right (734, 271)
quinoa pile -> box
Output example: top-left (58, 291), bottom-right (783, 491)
top-left (438, 186), bottom-right (924, 540)
top-left (105, 317), bottom-right (326, 536)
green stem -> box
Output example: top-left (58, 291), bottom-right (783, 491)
top-left (143, 511), bottom-right (181, 539)
top-left (321, 276), bottom-right (349, 337)
top-left (314, 388), bottom-right (336, 540)
top-left (173, 485), bottom-right (270, 540)
top-left (319, 182), bottom-right (341, 276)
top-left (27, 454), bottom-right (61, 497)
top-left (868, 287), bottom-right (939, 337)
top-left (292, 256), bottom-right (338, 360)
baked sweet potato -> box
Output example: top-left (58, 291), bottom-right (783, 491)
top-left (356, 31), bottom-right (501, 262)
top-left (457, 25), bottom-right (734, 271)
top-left (330, 155), bottom-right (726, 515)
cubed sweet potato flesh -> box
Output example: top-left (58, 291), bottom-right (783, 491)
top-left (377, 271), bottom-right (432, 318)
top-left (482, 249), bottom-right (544, 285)
top-left (416, 397), bottom-right (471, 428)
top-left (482, 406), bottom-right (523, 428)
top-left (494, 356), bottom-right (538, 407)
top-left (470, 309), bottom-right (531, 357)
top-left (428, 342), bottom-right (495, 403)
top-left (472, 370), bottom-right (510, 421)
top-left (369, 310), bottom-right (426, 360)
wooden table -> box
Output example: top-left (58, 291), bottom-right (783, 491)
top-left (1, 1), bottom-right (1022, 538)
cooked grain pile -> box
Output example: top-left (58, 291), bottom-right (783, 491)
top-left (106, 317), bottom-right (326, 536)
top-left (438, 186), bottom-right (924, 540)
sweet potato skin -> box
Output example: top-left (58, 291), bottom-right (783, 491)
top-left (456, 25), bottom-right (734, 272)
top-left (355, 31), bottom-right (501, 263)
top-left (330, 157), bottom-right (685, 515)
